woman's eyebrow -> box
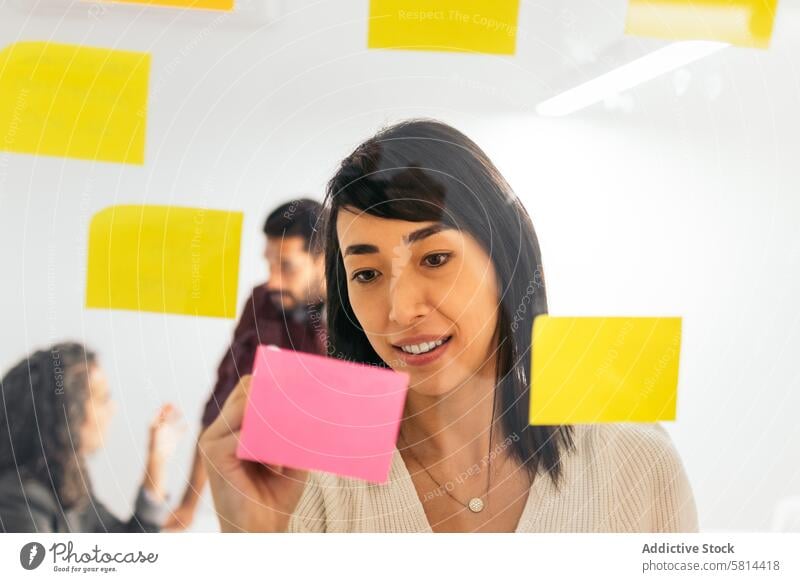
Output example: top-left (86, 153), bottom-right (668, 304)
top-left (404, 223), bottom-right (452, 245)
top-left (343, 224), bottom-right (452, 256)
top-left (343, 243), bottom-right (379, 257)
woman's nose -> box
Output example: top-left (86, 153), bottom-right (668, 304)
top-left (387, 265), bottom-right (429, 326)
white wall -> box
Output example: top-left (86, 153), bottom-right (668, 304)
top-left (0, 0), bottom-right (798, 532)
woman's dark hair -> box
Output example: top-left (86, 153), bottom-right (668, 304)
top-left (0, 342), bottom-right (96, 509)
top-left (321, 119), bottom-right (574, 488)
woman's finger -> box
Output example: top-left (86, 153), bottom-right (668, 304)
top-left (201, 375), bottom-right (251, 442)
top-left (149, 403), bottom-right (174, 428)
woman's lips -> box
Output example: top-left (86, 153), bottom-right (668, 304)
top-left (391, 336), bottom-right (452, 367)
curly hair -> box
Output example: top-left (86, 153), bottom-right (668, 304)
top-left (0, 342), bottom-right (96, 509)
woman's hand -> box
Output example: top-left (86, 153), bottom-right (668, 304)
top-left (163, 497), bottom-right (198, 532)
top-left (143, 403), bottom-right (183, 503)
top-left (199, 375), bottom-right (309, 532)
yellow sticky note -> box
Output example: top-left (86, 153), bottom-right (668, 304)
top-left (368, 0), bottom-right (519, 55)
top-left (97, 0), bottom-right (234, 10)
top-left (625, 0), bottom-right (779, 49)
top-left (86, 205), bottom-right (243, 318)
top-left (0, 42), bottom-right (150, 164)
top-left (530, 316), bottom-right (681, 424)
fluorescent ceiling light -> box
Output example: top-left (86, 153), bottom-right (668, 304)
top-left (536, 40), bottom-right (728, 117)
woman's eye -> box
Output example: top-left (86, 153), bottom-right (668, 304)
top-left (352, 269), bottom-right (380, 284)
top-left (423, 252), bottom-right (451, 268)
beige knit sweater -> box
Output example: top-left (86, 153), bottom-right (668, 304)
top-left (287, 423), bottom-right (698, 532)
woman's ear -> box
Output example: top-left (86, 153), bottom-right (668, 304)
top-left (313, 253), bottom-right (326, 296)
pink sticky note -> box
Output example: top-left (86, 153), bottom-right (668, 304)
top-left (237, 345), bottom-right (410, 483)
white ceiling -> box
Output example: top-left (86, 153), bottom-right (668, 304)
top-left (3, 0), bottom-right (796, 114)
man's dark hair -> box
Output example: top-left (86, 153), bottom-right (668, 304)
top-left (263, 198), bottom-right (323, 255)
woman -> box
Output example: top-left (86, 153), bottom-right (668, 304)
top-left (201, 119), bottom-right (698, 533)
top-left (0, 342), bottom-right (179, 532)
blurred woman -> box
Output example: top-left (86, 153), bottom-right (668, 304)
top-left (0, 342), bottom-right (179, 532)
top-left (201, 119), bottom-right (698, 533)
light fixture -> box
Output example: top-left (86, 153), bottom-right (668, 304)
top-left (536, 40), bottom-right (728, 117)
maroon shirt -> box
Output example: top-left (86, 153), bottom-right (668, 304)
top-left (201, 284), bottom-right (327, 428)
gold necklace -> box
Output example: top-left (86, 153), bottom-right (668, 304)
top-left (399, 431), bottom-right (491, 513)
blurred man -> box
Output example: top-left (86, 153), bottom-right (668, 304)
top-left (165, 199), bottom-right (327, 531)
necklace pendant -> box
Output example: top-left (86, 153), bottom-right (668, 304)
top-left (468, 497), bottom-right (485, 513)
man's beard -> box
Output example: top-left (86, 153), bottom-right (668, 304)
top-left (265, 289), bottom-right (323, 324)
top-left (266, 289), bottom-right (298, 312)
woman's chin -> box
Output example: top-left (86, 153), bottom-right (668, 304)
top-left (407, 379), bottom-right (459, 398)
